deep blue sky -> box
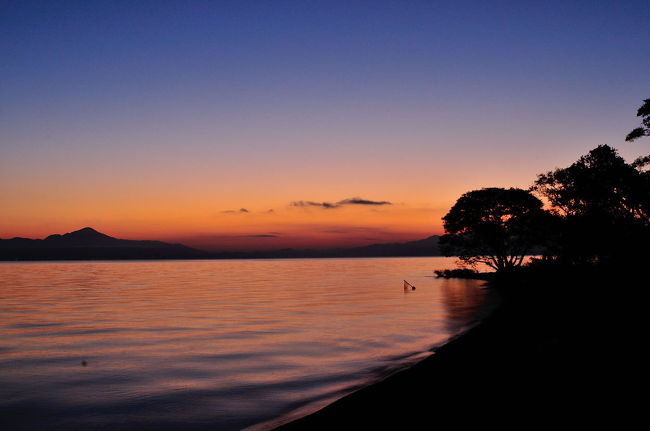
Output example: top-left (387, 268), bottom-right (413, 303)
top-left (1, 0), bottom-right (649, 245)
top-left (4, 1), bottom-right (648, 124)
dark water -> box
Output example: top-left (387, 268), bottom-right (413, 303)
top-left (0, 257), bottom-right (496, 430)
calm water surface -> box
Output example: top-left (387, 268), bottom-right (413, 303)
top-left (0, 257), bottom-right (497, 430)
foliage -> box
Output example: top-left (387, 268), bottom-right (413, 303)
top-left (532, 145), bottom-right (649, 224)
top-left (441, 99), bottom-right (650, 278)
top-left (433, 268), bottom-right (483, 279)
top-left (439, 188), bottom-right (547, 272)
top-left (532, 145), bottom-right (650, 264)
top-left (625, 98), bottom-right (650, 142)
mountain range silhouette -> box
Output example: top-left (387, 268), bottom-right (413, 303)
top-left (0, 227), bottom-right (206, 260)
top-left (0, 228), bottom-right (440, 260)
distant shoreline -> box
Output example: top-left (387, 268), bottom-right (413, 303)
top-left (0, 227), bottom-right (441, 261)
top-left (0, 253), bottom-right (444, 263)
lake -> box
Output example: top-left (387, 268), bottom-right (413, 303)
top-left (0, 257), bottom-right (496, 430)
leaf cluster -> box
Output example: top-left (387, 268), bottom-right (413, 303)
top-left (625, 98), bottom-right (650, 142)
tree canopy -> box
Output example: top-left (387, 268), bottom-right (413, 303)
top-left (532, 145), bottom-right (649, 225)
top-left (440, 99), bottom-right (650, 275)
top-left (531, 145), bottom-right (649, 264)
top-left (625, 98), bottom-right (650, 142)
top-left (439, 188), bottom-right (546, 272)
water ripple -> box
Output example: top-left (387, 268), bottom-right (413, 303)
top-left (0, 257), bottom-right (497, 430)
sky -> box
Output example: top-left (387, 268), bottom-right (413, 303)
top-left (1, 0), bottom-right (649, 251)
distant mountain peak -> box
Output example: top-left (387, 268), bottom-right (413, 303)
top-left (77, 227), bottom-right (99, 233)
top-left (71, 227), bottom-right (103, 236)
top-left (45, 227), bottom-right (114, 242)
top-left (67, 227), bottom-right (113, 239)
top-left (1, 227), bottom-right (207, 260)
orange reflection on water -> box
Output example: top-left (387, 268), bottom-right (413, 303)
top-left (0, 257), bottom-right (496, 430)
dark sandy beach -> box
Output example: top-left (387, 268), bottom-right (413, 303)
top-left (275, 273), bottom-right (638, 429)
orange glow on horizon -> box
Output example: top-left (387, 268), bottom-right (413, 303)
top-left (0, 196), bottom-right (448, 250)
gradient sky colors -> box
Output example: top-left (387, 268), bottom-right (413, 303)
top-left (2, 1), bottom-right (649, 250)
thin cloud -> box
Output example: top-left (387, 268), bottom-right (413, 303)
top-left (290, 197), bottom-right (392, 209)
top-left (220, 208), bottom-right (250, 214)
top-left (291, 200), bottom-right (337, 209)
top-left (321, 226), bottom-right (387, 234)
top-left (338, 197), bottom-right (391, 206)
top-left (244, 234), bottom-right (280, 238)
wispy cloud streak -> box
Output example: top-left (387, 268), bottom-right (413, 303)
top-left (220, 208), bottom-right (250, 214)
top-left (290, 197), bottom-right (392, 209)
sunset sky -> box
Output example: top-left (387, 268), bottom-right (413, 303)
top-left (2, 1), bottom-right (649, 250)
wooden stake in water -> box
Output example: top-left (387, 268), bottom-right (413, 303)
top-left (403, 280), bottom-right (416, 290)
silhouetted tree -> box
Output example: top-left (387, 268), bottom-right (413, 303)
top-left (532, 145), bottom-right (649, 264)
top-left (625, 98), bottom-right (650, 142)
top-left (440, 188), bottom-right (547, 272)
top-left (533, 145), bottom-right (649, 225)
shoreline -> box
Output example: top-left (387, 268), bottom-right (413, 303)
top-left (270, 302), bottom-right (501, 430)
top-left (273, 273), bottom-right (632, 429)
top-left (0, 254), bottom-right (444, 263)
top-left (254, 311), bottom-right (493, 431)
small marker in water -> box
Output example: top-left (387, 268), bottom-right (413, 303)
top-left (403, 280), bottom-right (416, 290)
top-left (81, 360), bottom-right (87, 366)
